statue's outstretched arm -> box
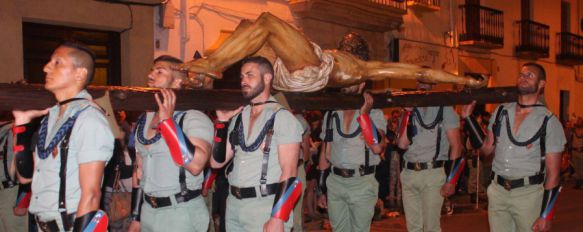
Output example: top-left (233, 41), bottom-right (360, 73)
top-left (327, 50), bottom-right (488, 88)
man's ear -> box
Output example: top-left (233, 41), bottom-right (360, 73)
top-left (75, 67), bottom-right (89, 86)
top-left (264, 73), bottom-right (273, 85)
top-left (172, 77), bottom-right (183, 89)
top-left (538, 79), bottom-right (546, 92)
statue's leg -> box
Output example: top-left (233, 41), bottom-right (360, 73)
top-left (257, 12), bottom-right (320, 70)
top-left (183, 12), bottom-right (320, 78)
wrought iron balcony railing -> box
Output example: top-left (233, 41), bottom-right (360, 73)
top-left (289, 0), bottom-right (407, 31)
top-left (556, 32), bottom-right (583, 65)
top-left (369, 0), bottom-right (407, 10)
top-left (516, 20), bottom-right (549, 58)
top-left (458, 4), bottom-right (504, 49)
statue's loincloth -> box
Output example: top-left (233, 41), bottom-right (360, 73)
top-left (272, 42), bottom-right (334, 92)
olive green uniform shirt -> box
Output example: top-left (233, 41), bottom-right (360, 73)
top-left (488, 103), bottom-right (566, 179)
top-left (403, 106), bottom-right (459, 162)
top-left (135, 110), bottom-right (213, 196)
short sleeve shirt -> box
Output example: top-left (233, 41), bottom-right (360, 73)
top-left (227, 96), bottom-right (303, 187)
top-left (319, 109), bottom-right (387, 169)
top-left (403, 106), bottom-right (460, 162)
top-left (135, 110), bottom-right (213, 197)
top-left (488, 103), bottom-right (566, 178)
top-left (29, 90), bottom-right (114, 220)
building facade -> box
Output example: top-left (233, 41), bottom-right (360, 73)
top-left (1, 0), bottom-right (581, 120)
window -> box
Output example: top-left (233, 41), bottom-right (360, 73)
top-left (22, 22), bottom-right (121, 86)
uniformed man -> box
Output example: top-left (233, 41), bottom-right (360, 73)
top-left (315, 83), bottom-right (387, 232)
top-left (396, 82), bottom-right (464, 232)
top-left (0, 121), bottom-right (29, 232)
top-left (128, 55), bottom-right (213, 232)
top-left (12, 41), bottom-right (113, 231)
top-left (211, 56), bottom-right (303, 232)
top-left (463, 63), bottom-right (566, 232)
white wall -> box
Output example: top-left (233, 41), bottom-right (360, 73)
top-left (153, 0), bottom-right (295, 61)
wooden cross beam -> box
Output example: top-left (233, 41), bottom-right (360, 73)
top-left (0, 83), bottom-right (517, 111)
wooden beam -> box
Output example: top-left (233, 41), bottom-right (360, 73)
top-left (0, 83), bottom-right (517, 111)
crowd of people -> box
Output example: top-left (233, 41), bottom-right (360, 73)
top-left (0, 37), bottom-right (576, 232)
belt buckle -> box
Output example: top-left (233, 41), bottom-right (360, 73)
top-left (260, 184), bottom-right (268, 197)
top-left (148, 197), bottom-right (158, 208)
top-left (233, 188), bottom-right (242, 199)
top-left (503, 180), bottom-right (512, 191)
top-left (414, 162), bottom-right (422, 171)
top-left (359, 166), bottom-right (365, 176)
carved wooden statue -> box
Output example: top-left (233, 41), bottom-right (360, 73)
top-left (181, 12), bottom-right (487, 92)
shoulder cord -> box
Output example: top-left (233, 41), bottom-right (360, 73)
top-left (135, 112), bottom-right (183, 145)
top-left (496, 109), bottom-right (551, 174)
top-left (413, 107), bottom-right (444, 161)
top-left (330, 112), bottom-right (361, 138)
top-left (231, 109), bottom-right (283, 152)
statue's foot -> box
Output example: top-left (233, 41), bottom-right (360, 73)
top-left (182, 73), bottom-right (214, 89)
top-left (179, 59), bottom-right (223, 80)
top-left (465, 73), bottom-right (489, 88)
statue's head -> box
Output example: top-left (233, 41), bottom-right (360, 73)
top-left (338, 32), bottom-right (370, 61)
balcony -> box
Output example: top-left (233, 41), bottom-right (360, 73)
top-left (515, 20), bottom-right (549, 59)
top-left (556, 32), bottom-right (583, 65)
top-left (407, 0), bottom-right (440, 11)
top-left (289, 0), bottom-right (407, 32)
top-left (458, 4), bottom-right (504, 49)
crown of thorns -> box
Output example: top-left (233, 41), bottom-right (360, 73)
top-left (338, 32), bottom-right (370, 61)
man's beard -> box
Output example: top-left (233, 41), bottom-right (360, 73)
top-left (517, 81), bottom-right (539, 95)
top-left (242, 81), bottom-right (265, 99)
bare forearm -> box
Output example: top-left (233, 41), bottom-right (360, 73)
top-left (77, 190), bottom-right (101, 216)
top-left (318, 143), bottom-right (331, 170)
top-left (544, 172), bottom-right (560, 189)
top-left (479, 131), bottom-right (495, 156)
top-left (397, 132), bottom-right (409, 150)
top-left (185, 145), bottom-right (209, 176)
top-left (544, 153), bottom-right (562, 189)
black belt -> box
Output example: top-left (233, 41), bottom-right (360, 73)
top-left (144, 189), bottom-right (201, 208)
top-left (492, 172), bottom-right (544, 191)
top-left (0, 180), bottom-right (16, 189)
top-left (230, 183), bottom-right (279, 200)
top-left (35, 213), bottom-right (75, 232)
top-left (332, 165), bottom-right (376, 178)
top-left (404, 160), bottom-right (445, 171)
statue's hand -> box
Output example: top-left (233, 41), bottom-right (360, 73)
top-left (465, 73), bottom-right (489, 88)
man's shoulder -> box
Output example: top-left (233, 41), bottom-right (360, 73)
top-left (183, 109), bottom-right (211, 121)
top-left (76, 104), bottom-right (108, 121)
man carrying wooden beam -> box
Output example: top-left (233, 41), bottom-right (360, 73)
top-left (397, 81), bottom-right (464, 232)
top-left (211, 56), bottom-right (304, 232)
top-left (12, 41), bottom-right (112, 231)
top-left (128, 55), bottom-right (213, 232)
top-left (462, 63), bottom-right (566, 232)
